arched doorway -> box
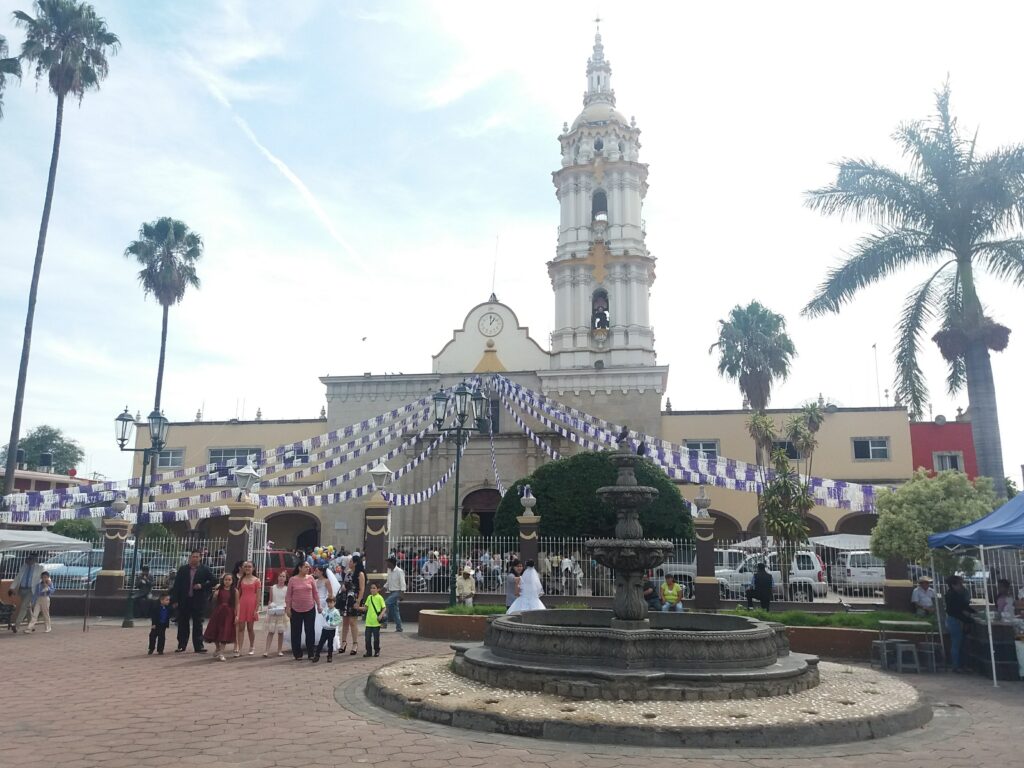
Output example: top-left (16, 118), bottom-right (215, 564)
top-left (836, 513), bottom-right (877, 536)
top-left (805, 515), bottom-right (828, 538)
top-left (461, 488), bottom-right (502, 536)
top-left (266, 510), bottom-right (320, 552)
top-left (709, 511), bottom-right (741, 540)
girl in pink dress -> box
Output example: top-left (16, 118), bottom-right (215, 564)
top-left (235, 560), bottom-right (260, 657)
top-left (203, 573), bottom-right (237, 661)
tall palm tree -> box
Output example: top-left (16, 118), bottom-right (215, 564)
top-left (2, 1), bottom-right (119, 496)
top-left (711, 301), bottom-right (796, 544)
top-left (124, 216), bottom-right (203, 430)
top-left (803, 84), bottom-right (1022, 497)
top-left (710, 302), bottom-right (797, 415)
top-left (0, 34), bottom-right (22, 118)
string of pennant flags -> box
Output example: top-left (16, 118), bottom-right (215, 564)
top-left (491, 375), bottom-right (878, 511)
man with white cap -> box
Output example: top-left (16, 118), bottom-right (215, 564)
top-left (910, 575), bottom-right (936, 617)
top-left (456, 566), bottom-right (476, 608)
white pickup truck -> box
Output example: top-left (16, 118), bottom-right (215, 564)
top-left (719, 550), bottom-right (828, 602)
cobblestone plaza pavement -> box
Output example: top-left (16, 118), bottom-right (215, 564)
top-left (3, 618), bottom-right (1020, 768)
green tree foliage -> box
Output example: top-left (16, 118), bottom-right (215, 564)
top-left (1, 424), bottom-right (84, 472)
top-left (804, 83), bottom-right (1024, 495)
top-left (51, 518), bottom-right (98, 541)
top-left (870, 470), bottom-right (997, 573)
top-left (0, 34), bottom-right (21, 118)
top-left (1006, 477), bottom-right (1018, 499)
top-left (760, 450), bottom-right (812, 589)
top-left (493, 451), bottom-right (693, 539)
top-left (710, 301), bottom-right (796, 412)
top-left (3, 1), bottom-right (119, 495)
top-left (458, 513), bottom-right (481, 538)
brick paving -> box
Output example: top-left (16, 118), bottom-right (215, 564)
top-left (2, 617), bottom-right (1021, 768)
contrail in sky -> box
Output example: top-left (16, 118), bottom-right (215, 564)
top-left (190, 62), bottom-right (363, 265)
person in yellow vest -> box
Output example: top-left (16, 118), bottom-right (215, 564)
top-left (659, 574), bottom-right (685, 613)
top-left (358, 583), bottom-right (387, 657)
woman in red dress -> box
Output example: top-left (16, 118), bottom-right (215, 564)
top-left (234, 561), bottom-right (260, 657)
top-left (203, 573), bottom-right (237, 661)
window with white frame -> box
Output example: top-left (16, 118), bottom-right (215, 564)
top-left (685, 440), bottom-right (719, 461)
top-left (852, 437), bottom-right (890, 461)
top-left (156, 449), bottom-right (184, 469)
top-left (282, 449), bottom-right (309, 465)
top-left (209, 447), bottom-right (260, 466)
top-left (772, 440), bottom-right (801, 460)
top-left (933, 451), bottom-right (963, 472)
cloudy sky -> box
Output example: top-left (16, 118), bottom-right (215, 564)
top-left (0, 0), bottom-right (1021, 485)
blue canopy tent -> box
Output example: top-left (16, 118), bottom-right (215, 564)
top-left (928, 493), bottom-right (1024, 686)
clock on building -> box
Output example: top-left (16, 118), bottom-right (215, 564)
top-left (478, 312), bottom-right (504, 337)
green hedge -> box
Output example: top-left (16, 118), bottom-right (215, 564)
top-left (494, 451), bottom-right (693, 539)
top-left (724, 608), bottom-right (937, 631)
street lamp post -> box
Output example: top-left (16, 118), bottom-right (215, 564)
top-left (114, 406), bottom-right (169, 628)
top-left (432, 383), bottom-right (489, 606)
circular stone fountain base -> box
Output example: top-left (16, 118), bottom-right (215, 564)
top-left (458, 609), bottom-right (817, 701)
top-left (366, 657), bottom-right (932, 748)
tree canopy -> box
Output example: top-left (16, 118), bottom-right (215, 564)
top-left (870, 470), bottom-right (996, 572)
top-left (0, 34), bottom-right (21, 118)
top-left (1, 424), bottom-right (84, 473)
top-left (51, 518), bottom-right (98, 541)
top-left (710, 301), bottom-right (795, 412)
top-left (494, 451), bottom-right (693, 539)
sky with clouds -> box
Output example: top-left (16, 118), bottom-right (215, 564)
top-left (0, 0), bottom-right (1021, 485)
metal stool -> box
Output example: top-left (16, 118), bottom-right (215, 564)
top-left (871, 640), bottom-right (899, 669)
top-left (916, 642), bottom-right (944, 672)
top-left (895, 642), bottom-right (921, 673)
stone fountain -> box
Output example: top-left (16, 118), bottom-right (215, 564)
top-left (448, 448), bottom-right (819, 701)
top-left (364, 448), bottom-right (932, 746)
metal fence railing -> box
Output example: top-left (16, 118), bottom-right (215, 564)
top-left (1, 547), bottom-right (104, 591)
top-left (121, 537), bottom-right (228, 590)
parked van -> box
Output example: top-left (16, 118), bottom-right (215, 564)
top-left (653, 547), bottom-right (747, 598)
top-left (833, 550), bottom-right (885, 594)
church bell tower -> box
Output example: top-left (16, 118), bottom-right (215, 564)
top-left (548, 27), bottom-right (657, 370)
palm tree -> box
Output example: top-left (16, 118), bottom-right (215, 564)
top-left (0, 34), bottom-right (22, 118)
top-left (710, 302), bottom-right (797, 414)
top-left (711, 301), bottom-right (795, 546)
top-left (804, 84), bottom-right (1023, 497)
top-left (2, 1), bottom-right (119, 496)
top-left (124, 216), bottom-right (203, 423)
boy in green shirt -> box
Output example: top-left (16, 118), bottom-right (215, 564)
top-left (359, 583), bottom-right (387, 657)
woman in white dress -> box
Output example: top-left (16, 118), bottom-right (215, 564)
top-left (311, 566), bottom-right (339, 651)
top-left (507, 560), bottom-right (546, 613)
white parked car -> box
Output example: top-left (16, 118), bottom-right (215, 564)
top-left (720, 551), bottom-right (828, 602)
top-left (832, 550), bottom-right (885, 594)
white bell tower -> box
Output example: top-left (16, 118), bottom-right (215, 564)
top-left (548, 26), bottom-right (657, 370)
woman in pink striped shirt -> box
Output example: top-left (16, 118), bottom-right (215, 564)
top-left (286, 562), bottom-right (321, 661)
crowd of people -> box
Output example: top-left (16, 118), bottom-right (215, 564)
top-left (140, 548), bottom-right (402, 662)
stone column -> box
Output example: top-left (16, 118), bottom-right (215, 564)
top-left (363, 492), bottom-right (390, 588)
top-left (516, 488), bottom-right (540, 565)
top-left (883, 557), bottom-right (913, 611)
top-left (692, 518), bottom-right (719, 610)
top-left (224, 499), bottom-right (257, 575)
top-left (95, 517), bottom-right (131, 597)
top-left (691, 487), bottom-right (719, 610)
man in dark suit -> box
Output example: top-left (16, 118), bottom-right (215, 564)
top-left (170, 550), bottom-right (215, 652)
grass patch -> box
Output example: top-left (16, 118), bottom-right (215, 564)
top-left (441, 604), bottom-right (508, 615)
top-left (722, 608), bottom-right (937, 631)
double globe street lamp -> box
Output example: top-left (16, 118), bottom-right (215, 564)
top-left (432, 383), bottom-right (489, 606)
top-left (114, 407), bottom-right (169, 628)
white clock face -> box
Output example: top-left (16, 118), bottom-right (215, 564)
top-left (478, 312), bottom-right (504, 337)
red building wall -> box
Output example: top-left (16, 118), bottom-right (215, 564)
top-left (909, 422), bottom-right (978, 479)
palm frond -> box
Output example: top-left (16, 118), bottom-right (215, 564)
top-left (893, 262), bottom-right (952, 420)
top-left (805, 159), bottom-right (936, 231)
top-left (937, 272), bottom-right (966, 396)
top-left (973, 238), bottom-right (1024, 286)
top-left (803, 229), bottom-right (942, 316)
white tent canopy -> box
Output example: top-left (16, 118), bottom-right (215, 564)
top-left (0, 529), bottom-right (89, 552)
top-left (808, 534), bottom-right (872, 551)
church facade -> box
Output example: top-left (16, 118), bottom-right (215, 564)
top-left (132, 31), bottom-right (933, 550)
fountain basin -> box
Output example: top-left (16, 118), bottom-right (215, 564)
top-left (452, 609), bottom-right (820, 701)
